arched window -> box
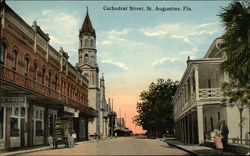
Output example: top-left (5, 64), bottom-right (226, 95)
top-left (84, 39), bottom-right (88, 47)
top-left (90, 40), bottom-right (94, 47)
top-left (24, 55), bottom-right (29, 76)
top-left (55, 74), bottom-right (58, 90)
top-left (12, 50), bottom-right (17, 70)
top-left (48, 70), bottom-right (52, 88)
top-left (0, 43), bottom-right (6, 64)
top-left (91, 56), bottom-right (94, 66)
top-left (42, 66), bottom-right (46, 84)
top-left (33, 61), bottom-right (37, 80)
top-left (84, 54), bottom-right (89, 64)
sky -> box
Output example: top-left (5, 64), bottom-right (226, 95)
top-left (7, 0), bottom-right (231, 134)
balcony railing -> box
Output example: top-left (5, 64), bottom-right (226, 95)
top-left (199, 88), bottom-right (223, 100)
top-left (0, 65), bottom-right (97, 117)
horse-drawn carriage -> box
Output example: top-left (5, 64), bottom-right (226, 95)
top-left (48, 120), bottom-right (75, 149)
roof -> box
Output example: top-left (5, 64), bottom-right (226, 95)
top-left (80, 9), bottom-right (95, 35)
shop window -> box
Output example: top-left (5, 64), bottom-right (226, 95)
top-left (14, 107), bottom-right (19, 116)
top-left (21, 107), bottom-right (25, 117)
top-left (0, 43), bottom-right (6, 64)
top-left (35, 108), bottom-right (44, 136)
top-left (36, 121), bottom-right (43, 136)
top-left (10, 118), bottom-right (19, 137)
top-left (12, 50), bottom-right (17, 70)
top-left (0, 107), bottom-right (3, 139)
top-left (24, 56), bottom-right (29, 76)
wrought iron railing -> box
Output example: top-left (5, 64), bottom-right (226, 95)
top-left (0, 65), bottom-right (97, 117)
top-left (206, 136), bottom-right (250, 146)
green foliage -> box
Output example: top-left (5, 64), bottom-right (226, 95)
top-left (221, 81), bottom-right (250, 109)
top-left (218, 1), bottom-right (250, 86)
top-left (133, 78), bottom-right (179, 137)
top-left (221, 81), bottom-right (250, 143)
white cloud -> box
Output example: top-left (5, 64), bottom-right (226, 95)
top-left (141, 21), bottom-right (221, 45)
top-left (107, 29), bottom-right (131, 36)
top-left (180, 47), bottom-right (198, 55)
top-left (171, 34), bottom-right (191, 44)
top-left (99, 40), bottom-right (113, 45)
top-left (141, 24), bottom-right (181, 37)
top-left (152, 57), bottom-right (177, 67)
top-left (101, 60), bottom-right (128, 70)
top-left (195, 22), bottom-right (218, 29)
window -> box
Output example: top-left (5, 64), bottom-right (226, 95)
top-left (84, 54), bottom-right (89, 64)
top-left (210, 117), bottom-right (214, 131)
top-left (12, 50), bottom-right (17, 70)
top-left (24, 56), bottom-right (29, 76)
top-left (0, 107), bottom-right (3, 139)
top-left (48, 71), bottom-right (52, 88)
top-left (33, 61), bottom-right (37, 80)
top-left (0, 43), bottom-right (6, 64)
top-left (10, 118), bottom-right (19, 137)
top-left (42, 66), bottom-right (46, 84)
top-left (55, 74), bottom-right (58, 90)
top-left (91, 56), bottom-right (94, 65)
top-left (218, 112), bottom-right (220, 121)
top-left (84, 39), bottom-right (88, 47)
top-left (91, 40), bottom-right (94, 47)
top-left (34, 108), bottom-right (44, 136)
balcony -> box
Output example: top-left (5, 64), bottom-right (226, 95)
top-left (0, 65), bottom-right (97, 117)
top-left (199, 88), bottom-right (223, 100)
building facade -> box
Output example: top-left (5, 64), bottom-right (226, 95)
top-left (172, 38), bottom-right (250, 145)
top-left (0, 1), bottom-right (97, 150)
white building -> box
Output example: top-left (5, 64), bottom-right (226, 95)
top-left (172, 38), bottom-right (250, 145)
top-left (100, 74), bottom-right (110, 138)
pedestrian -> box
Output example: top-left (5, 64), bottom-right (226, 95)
top-left (214, 131), bottom-right (223, 155)
top-left (220, 120), bottom-right (229, 149)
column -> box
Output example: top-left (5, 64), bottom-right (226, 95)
top-left (194, 65), bottom-right (199, 101)
top-left (5, 107), bottom-right (10, 150)
top-left (197, 105), bottom-right (204, 144)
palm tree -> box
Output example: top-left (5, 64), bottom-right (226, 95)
top-left (219, 1), bottom-right (250, 86)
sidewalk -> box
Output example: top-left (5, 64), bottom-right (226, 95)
top-left (0, 137), bottom-right (112, 156)
top-left (164, 138), bottom-right (240, 156)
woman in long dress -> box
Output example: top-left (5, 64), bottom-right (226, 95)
top-left (214, 131), bottom-right (223, 155)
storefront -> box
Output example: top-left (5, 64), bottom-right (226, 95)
top-left (33, 106), bottom-right (44, 145)
top-left (0, 107), bottom-right (6, 150)
top-left (0, 97), bottom-right (27, 149)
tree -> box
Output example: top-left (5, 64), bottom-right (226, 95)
top-left (221, 82), bottom-right (250, 144)
top-left (133, 78), bottom-right (179, 137)
top-left (219, 1), bottom-right (250, 86)
top-left (219, 1), bottom-right (250, 144)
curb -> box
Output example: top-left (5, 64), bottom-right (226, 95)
top-left (1, 137), bottom-right (113, 156)
top-left (165, 140), bottom-right (199, 156)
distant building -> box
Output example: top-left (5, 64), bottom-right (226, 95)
top-left (115, 117), bottom-right (132, 136)
top-left (172, 38), bottom-right (250, 146)
top-left (0, 1), bottom-right (97, 150)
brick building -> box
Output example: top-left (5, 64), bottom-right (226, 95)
top-left (0, 1), bottom-right (97, 150)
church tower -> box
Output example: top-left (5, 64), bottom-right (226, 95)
top-left (78, 8), bottom-right (100, 137)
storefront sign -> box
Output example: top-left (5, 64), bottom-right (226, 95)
top-left (64, 106), bottom-right (75, 114)
top-left (0, 97), bottom-right (26, 107)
